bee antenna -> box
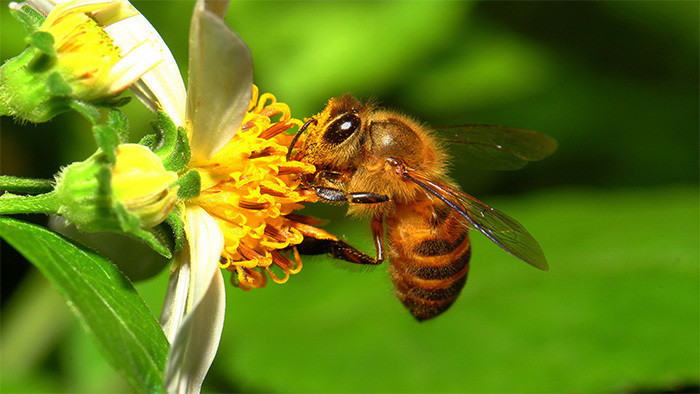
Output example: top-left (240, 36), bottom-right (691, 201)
top-left (286, 118), bottom-right (317, 161)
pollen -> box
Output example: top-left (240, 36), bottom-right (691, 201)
top-left (191, 86), bottom-right (323, 290)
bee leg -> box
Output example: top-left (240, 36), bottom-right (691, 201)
top-left (371, 214), bottom-right (386, 263)
top-left (314, 187), bottom-right (388, 204)
top-left (348, 192), bottom-right (389, 204)
top-left (296, 237), bottom-right (383, 265)
top-left (314, 187), bottom-right (348, 202)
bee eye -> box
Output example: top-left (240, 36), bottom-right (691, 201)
top-left (323, 113), bottom-right (361, 144)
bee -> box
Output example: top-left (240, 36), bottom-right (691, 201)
top-left (287, 95), bottom-right (557, 321)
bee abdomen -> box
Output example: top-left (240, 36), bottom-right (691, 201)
top-left (387, 206), bottom-right (472, 321)
top-left (393, 272), bottom-right (468, 321)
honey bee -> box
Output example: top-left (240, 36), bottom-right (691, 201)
top-left (287, 95), bottom-right (557, 321)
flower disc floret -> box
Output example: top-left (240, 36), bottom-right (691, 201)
top-left (191, 87), bottom-right (320, 290)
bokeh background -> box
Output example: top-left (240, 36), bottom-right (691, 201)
top-left (1, 1), bottom-right (698, 392)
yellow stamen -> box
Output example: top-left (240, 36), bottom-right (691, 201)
top-left (191, 87), bottom-right (319, 290)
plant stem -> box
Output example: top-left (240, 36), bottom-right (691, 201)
top-left (0, 175), bottom-right (54, 194)
top-left (0, 191), bottom-right (60, 214)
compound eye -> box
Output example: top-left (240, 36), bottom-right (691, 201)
top-left (323, 113), bottom-right (361, 144)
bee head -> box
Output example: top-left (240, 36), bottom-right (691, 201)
top-left (297, 94), bottom-right (373, 168)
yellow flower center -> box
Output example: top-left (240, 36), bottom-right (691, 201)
top-left (191, 87), bottom-right (325, 290)
top-left (39, 1), bottom-right (138, 99)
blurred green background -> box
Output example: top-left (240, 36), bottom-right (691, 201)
top-left (1, 1), bottom-right (698, 392)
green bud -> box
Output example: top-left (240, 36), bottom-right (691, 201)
top-left (54, 144), bottom-right (179, 232)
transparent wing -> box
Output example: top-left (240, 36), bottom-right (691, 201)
top-left (435, 125), bottom-right (558, 170)
top-left (390, 159), bottom-right (548, 270)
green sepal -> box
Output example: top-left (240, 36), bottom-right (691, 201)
top-left (69, 100), bottom-right (101, 124)
top-left (94, 158), bottom-right (114, 209)
top-left (139, 133), bottom-right (158, 150)
top-left (130, 225), bottom-right (174, 259)
top-left (9, 3), bottom-right (46, 34)
top-left (46, 72), bottom-right (71, 96)
top-left (167, 126), bottom-right (191, 172)
top-left (149, 111), bottom-right (191, 172)
top-left (27, 31), bottom-right (56, 58)
top-left (150, 110), bottom-right (178, 151)
top-left (54, 152), bottom-right (117, 232)
top-left (173, 170), bottom-right (201, 199)
top-left (164, 206), bottom-right (186, 252)
top-left (92, 124), bottom-right (120, 163)
top-left (114, 202), bottom-right (141, 232)
top-left (107, 109), bottom-right (129, 143)
top-left (94, 95), bottom-right (132, 108)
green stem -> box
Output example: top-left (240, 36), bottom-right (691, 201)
top-left (0, 191), bottom-right (60, 214)
top-left (0, 175), bottom-right (54, 194)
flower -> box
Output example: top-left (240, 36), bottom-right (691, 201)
top-left (2, 0), bottom-right (185, 123)
top-left (54, 143), bottom-right (178, 232)
top-left (0, 0), bottom-right (166, 122)
top-left (130, 1), bottom-right (334, 392)
top-left (35, 0), bottom-right (151, 100)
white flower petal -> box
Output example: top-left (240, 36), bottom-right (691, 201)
top-left (202, 0), bottom-right (229, 19)
top-left (158, 205), bottom-right (223, 342)
top-left (108, 39), bottom-right (162, 94)
top-left (182, 204), bottom-right (224, 311)
top-left (159, 205), bottom-right (225, 391)
top-left (187, 0), bottom-right (252, 162)
top-left (104, 11), bottom-right (187, 126)
top-left (159, 254), bottom-right (191, 343)
top-left (164, 269), bottom-right (225, 394)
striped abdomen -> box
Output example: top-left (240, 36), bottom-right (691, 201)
top-left (386, 200), bottom-right (471, 321)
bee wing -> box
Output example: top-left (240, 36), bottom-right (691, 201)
top-left (435, 125), bottom-right (558, 170)
top-left (391, 160), bottom-right (548, 270)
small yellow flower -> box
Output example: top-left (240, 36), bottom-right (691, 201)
top-left (39, 0), bottom-right (157, 100)
top-left (2, 0), bottom-right (173, 122)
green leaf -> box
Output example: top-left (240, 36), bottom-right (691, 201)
top-left (0, 218), bottom-right (169, 393)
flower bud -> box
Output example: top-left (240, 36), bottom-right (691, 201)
top-left (55, 144), bottom-right (179, 233)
